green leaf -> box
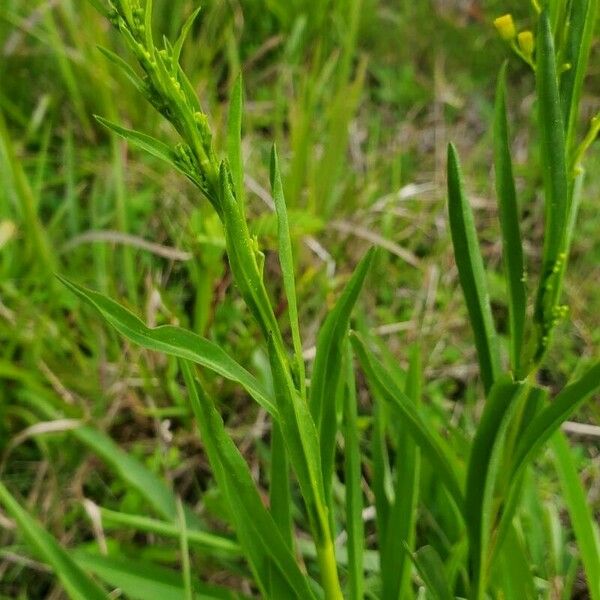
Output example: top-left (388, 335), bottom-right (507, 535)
top-left (268, 422), bottom-right (294, 598)
top-left (351, 332), bottom-right (465, 516)
top-left (266, 335), bottom-right (326, 537)
top-left (97, 506), bottom-right (240, 556)
top-left (172, 6), bottom-right (202, 71)
top-left (447, 143), bottom-right (501, 394)
top-left (532, 9), bottom-right (569, 362)
top-left (381, 344), bottom-right (422, 600)
top-left (57, 275), bottom-right (277, 416)
top-left (493, 64), bottom-right (527, 377)
top-left (551, 432), bottom-right (600, 600)
top-left (180, 360), bottom-right (317, 600)
top-left (219, 163), bottom-right (281, 342)
top-left (271, 144), bottom-right (305, 397)
top-left (512, 361), bottom-right (600, 481)
top-left (495, 526), bottom-right (537, 600)
top-left (94, 116), bottom-right (203, 188)
top-left (561, 0), bottom-right (599, 158)
top-left (269, 422), bottom-right (293, 549)
top-left (343, 340), bottom-right (364, 600)
top-left (464, 377), bottom-right (526, 599)
top-left (97, 46), bottom-right (147, 95)
top-left (74, 425), bottom-right (201, 526)
top-left (73, 551), bottom-right (243, 600)
top-left (227, 75), bottom-right (244, 207)
top-left (411, 545), bottom-right (453, 600)
top-left (310, 248), bottom-right (375, 495)
top-left (0, 482), bottom-right (108, 600)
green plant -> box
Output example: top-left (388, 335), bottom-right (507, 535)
top-left (1, 1), bottom-right (599, 599)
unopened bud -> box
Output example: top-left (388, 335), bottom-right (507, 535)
top-left (494, 14), bottom-right (516, 41)
top-left (517, 31), bottom-right (534, 56)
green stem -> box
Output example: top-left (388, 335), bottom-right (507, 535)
top-left (316, 537), bottom-right (344, 600)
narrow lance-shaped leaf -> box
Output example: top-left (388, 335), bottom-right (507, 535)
top-left (94, 116), bottom-right (203, 189)
top-left (532, 9), bottom-right (569, 363)
top-left (493, 64), bottom-right (527, 378)
top-left (512, 361), bottom-right (600, 482)
top-left (227, 75), bottom-right (244, 207)
top-left (409, 545), bottom-right (454, 600)
top-left (32, 400), bottom-right (203, 528)
top-left (57, 276), bottom-right (276, 416)
top-left (464, 377), bottom-right (526, 599)
top-left (271, 144), bottom-right (306, 397)
top-left (0, 482), bottom-right (109, 600)
top-left (551, 432), bottom-right (600, 600)
top-left (268, 421), bottom-right (294, 598)
top-left (561, 0), bottom-right (599, 157)
top-left (447, 143), bottom-right (501, 393)
top-left (351, 332), bottom-right (466, 516)
top-left (310, 248), bottom-right (375, 496)
top-left (342, 339), bottom-right (364, 600)
top-left (266, 336), bottom-right (329, 551)
top-left (382, 344), bottom-right (422, 600)
top-left (72, 551), bottom-right (244, 600)
top-left (97, 506), bottom-right (240, 555)
top-left (172, 5), bottom-right (202, 71)
top-left (219, 164), bottom-right (282, 343)
top-left (97, 46), bottom-right (148, 96)
top-left (180, 360), bottom-right (317, 599)
top-left (269, 422), bottom-right (293, 549)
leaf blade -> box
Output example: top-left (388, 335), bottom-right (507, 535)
top-left (0, 482), bottom-right (109, 600)
top-left (447, 143), bottom-right (501, 393)
top-left (310, 249), bottom-right (375, 494)
top-left (351, 332), bottom-right (465, 516)
top-left (57, 276), bottom-right (277, 416)
top-left (181, 360), bottom-right (317, 600)
top-left (493, 64), bottom-right (527, 377)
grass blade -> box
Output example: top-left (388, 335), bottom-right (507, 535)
top-left (551, 432), bottom-right (600, 600)
top-left (180, 359), bottom-right (317, 599)
top-left (310, 248), bottom-right (375, 495)
top-left (381, 344), bottom-right (422, 600)
top-left (269, 422), bottom-right (293, 549)
top-left (343, 340), bottom-right (364, 600)
top-left (351, 332), bottom-right (465, 517)
top-left (271, 144), bottom-right (306, 397)
top-left (97, 506), bottom-right (240, 556)
top-left (512, 361), bottom-right (600, 481)
top-left (532, 9), bottom-right (569, 364)
top-left (268, 421), bottom-right (294, 598)
top-left (493, 64), bottom-right (526, 377)
top-left (74, 425), bottom-right (201, 526)
top-left (227, 74), bottom-right (244, 206)
top-left (464, 377), bottom-right (525, 599)
top-left (97, 46), bottom-right (148, 96)
top-left (57, 276), bottom-right (277, 416)
top-left (94, 116), bottom-right (202, 187)
top-left (561, 0), bottom-right (599, 157)
top-left (411, 545), bottom-right (453, 600)
top-left (447, 143), bottom-right (501, 393)
top-left (0, 482), bottom-right (108, 600)
top-left (172, 6), bottom-right (202, 70)
top-left (73, 551), bottom-right (243, 600)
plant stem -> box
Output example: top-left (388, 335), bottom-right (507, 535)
top-left (316, 537), bottom-right (344, 600)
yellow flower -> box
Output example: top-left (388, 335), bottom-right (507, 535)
top-left (517, 31), bottom-right (535, 57)
top-left (494, 14), bottom-right (516, 41)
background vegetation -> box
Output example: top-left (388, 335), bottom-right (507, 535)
top-left (0, 0), bottom-right (599, 598)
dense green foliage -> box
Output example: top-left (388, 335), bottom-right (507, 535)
top-left (1, 1), bottom-right (599, 599)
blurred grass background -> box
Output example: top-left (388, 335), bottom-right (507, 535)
top-left (0, 0), bottom-right (599, 597)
